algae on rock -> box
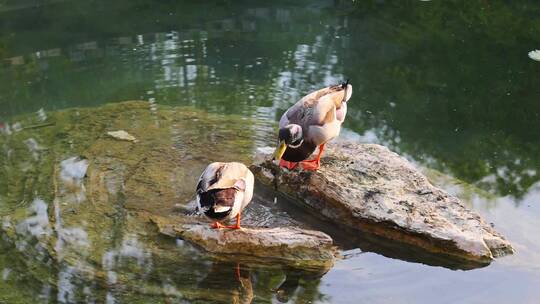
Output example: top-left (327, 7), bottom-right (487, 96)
top-left (0, 101), bottom-right (329, 303)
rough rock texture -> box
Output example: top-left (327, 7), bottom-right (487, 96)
top-left (251, 142), bottom-right (514, 263)
top-left (152, 215), bottom-right (335, 271)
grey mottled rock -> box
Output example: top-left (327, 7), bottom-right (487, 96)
top-left (152, 215), bottom-right (335, 271)
top-left (250, 142), bottom-right (513, 263)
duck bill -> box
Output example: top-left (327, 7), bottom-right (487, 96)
top-left (272, 141), bottom-right (287, 160)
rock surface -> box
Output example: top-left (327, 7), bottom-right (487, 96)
top-left (152, 215), bottom-right (335, 271)
top-left (251, 142), bottom-right (514, 263)
top-left (106, 130), bottom-right (138, 142)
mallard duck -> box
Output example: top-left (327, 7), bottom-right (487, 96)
top-left (196, 162), bottom-right (254, 229)
top-left (272, 80), bottom-right (353, 170)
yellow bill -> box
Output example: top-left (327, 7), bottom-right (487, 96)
top-left (272, 140), bottom-right (287, 160)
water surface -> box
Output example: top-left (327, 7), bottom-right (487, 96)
top-left (1, 0), bottom-right (540, 303)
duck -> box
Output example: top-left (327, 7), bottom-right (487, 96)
top-left (272, 80), bottom-right (353, 170)
top-left (196, 162), bottom-right (254, 229)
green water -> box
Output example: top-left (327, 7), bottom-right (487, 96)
top-left (1, 0), bottom-right (540, 303)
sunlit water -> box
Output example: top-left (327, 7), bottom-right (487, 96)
top-left (1, 0), bottom-right (540, 303)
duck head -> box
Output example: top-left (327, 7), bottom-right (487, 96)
top-left (272, 124), bottom-right (303, 160)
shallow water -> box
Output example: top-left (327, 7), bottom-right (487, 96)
top-left (1, 0), bottom-right (540, 303)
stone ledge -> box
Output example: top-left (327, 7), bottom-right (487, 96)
top-left (152, 215), bottom-right (336, 271)
top-left (250, 142), bottom-right (513, 263)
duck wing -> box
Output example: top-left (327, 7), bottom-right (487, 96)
top-left (280, 84), bottom-right (350, 129)
top-left (196, 162), bottom-right (249, 192)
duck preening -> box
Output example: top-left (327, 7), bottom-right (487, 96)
top-left (273, 80), bottom-right (353, 170)
top-left (196, 162), bottom-right (254, 229)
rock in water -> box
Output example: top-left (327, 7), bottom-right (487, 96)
top-left (152, 215), bottom-right (335, 271)
top-left (251, 142), bottom-right (513, 263)
top-left (106, 130), bottom-right (137, 142)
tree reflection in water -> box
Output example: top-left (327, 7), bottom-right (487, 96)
top-left (1, 0), bottom-right (540, 303)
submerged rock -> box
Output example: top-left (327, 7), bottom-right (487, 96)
top-left (152, 215), bottom-right (335, 271)
top-left (0, 101), bottom-right (331, 301)
top-left (251, 142), bottom-right (514, 263)
top-left (106, 130), bottom-right (137, 142)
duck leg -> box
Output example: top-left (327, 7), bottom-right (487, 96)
top-left (211, 213), bottom-right (242, 229)
top-left (300, 144), bottom-right (325, 171)
top-left (210, 221), bottom-right (227, 229)
top-left (279, 159), bottom-right (299, 170)
top-left (226, 213), bottom-right (242, 229)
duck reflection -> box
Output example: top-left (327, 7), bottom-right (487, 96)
top-left (197, 261), bottom-right (253, 304)
top-left (272, 267), bottom-right (327, 303)
top-left (232, 264), bottom-right (254, 304)
top-left (59, 156), bottom-right (89, 204)
top-left (197, 260), bottom-right (327, 304)
top-left (273, 271), bottom-right (301, 303)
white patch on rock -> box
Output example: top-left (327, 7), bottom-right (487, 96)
top-left (120, 235), bottom-right (152, 266)
top-left (60, 157), bottom-right (89, 184)
top-left (54, 227), bottom-right (90, 259)
top-left (107, 130), bottom-right (137, 142)
top-left (57, 266), bottom-right (76, 304)
top-left (58, 157), bottom-right (89, 204)
top-left (16, 199), bottom-right (52, 237)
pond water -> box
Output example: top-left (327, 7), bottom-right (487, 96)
top-left (1, 0), bottom-right (540, 303)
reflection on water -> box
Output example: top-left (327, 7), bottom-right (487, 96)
top-left (1, 0), bottom-right (540, 303)
top-left (1, 1), bottom-right (538, 199)
top-left (59, 156), bottom-right (88, 204)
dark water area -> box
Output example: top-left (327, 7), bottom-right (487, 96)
top-left (1, 0), bottom-right (540, 303)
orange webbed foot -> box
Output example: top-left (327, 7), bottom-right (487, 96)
top-left (300, 160), bottom-right (321, 171)
top-left (279, 159), bottom-right (298, 170)
top-left (299, 144), bottom-right (325, 171)
top-left (211, 214), bottom-right (242, 229)
top-left (211, 222), bottom-right (227, 229)
top-left (224, 224), bottom-right (241, 229)
top-left (211, 222), bottom-right (242, 229)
